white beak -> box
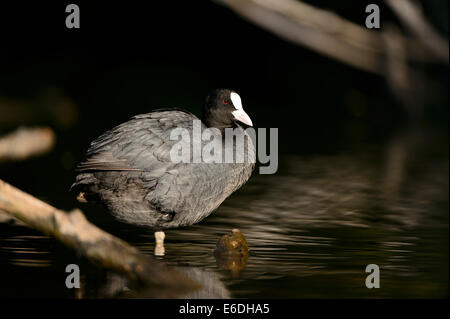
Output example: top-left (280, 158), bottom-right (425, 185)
top-left (232, 109), bottom-right (253, 126)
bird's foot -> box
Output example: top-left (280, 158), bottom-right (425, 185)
top-left (154, 231), bottom-right (165, 256)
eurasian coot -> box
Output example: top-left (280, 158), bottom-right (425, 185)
top-left (71, 89), bottom-right (255, 253)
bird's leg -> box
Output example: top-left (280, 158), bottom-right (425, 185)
top-left (154, 231), bottom-right (165, 256)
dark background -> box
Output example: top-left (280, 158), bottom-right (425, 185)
top-left (0, 0), bottom-right (447, 208)
top-left (0, 0), bottom-right (447, 212)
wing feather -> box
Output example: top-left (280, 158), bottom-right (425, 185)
top-left (76, 110), bottom-right (199, 172)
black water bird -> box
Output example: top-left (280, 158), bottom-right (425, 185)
top-left (71, 89), bottom-right (255, 254)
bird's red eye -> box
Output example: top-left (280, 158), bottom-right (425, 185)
top-left (222, 99), bottom-right (228, 104)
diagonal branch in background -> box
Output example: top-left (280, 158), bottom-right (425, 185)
top-left (215, 0), bottom-right (448, 75)
top-left (386, 0), bottom-right (449, 64)
top-left (0, 179), bottom-right (201, 297)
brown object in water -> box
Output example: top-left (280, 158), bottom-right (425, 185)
top-left (215, 228), bottom-right (249, 255)
top-left (214, 228), bottom-right (249, 273)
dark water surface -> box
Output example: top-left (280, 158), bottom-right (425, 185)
top-left (0, 137), bottom-right (448, 298)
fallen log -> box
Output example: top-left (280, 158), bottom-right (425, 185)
top-left (0, 178), bottom-right (201, 297)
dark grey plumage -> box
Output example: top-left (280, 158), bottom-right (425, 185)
top-left (71, 89), bottom-right (255, 229)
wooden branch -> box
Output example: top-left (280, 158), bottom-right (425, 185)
top-left (0, 127), bottom-right (55, 162)
top-left (215, 0), bottom-right (448, 75)
top-left (386, 0), bottom-right (449, 63)
top-left (0, 179), bottom-right (201, 297)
